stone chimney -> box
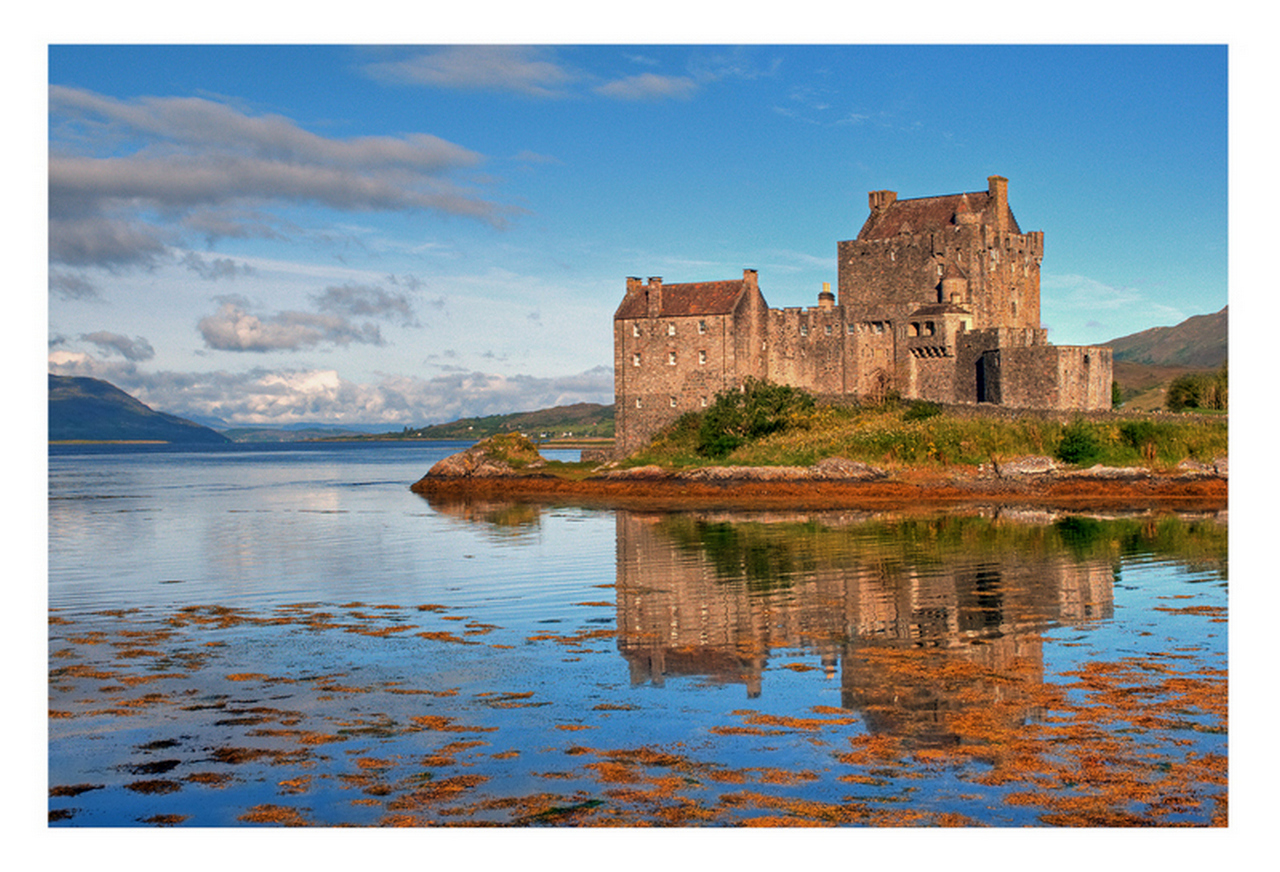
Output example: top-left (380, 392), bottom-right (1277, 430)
top-left (868, 190), bottom-right (897, 211)
top-left (988, 175), bottom-right (1009, 236)
top-left (646, 276), bottom-right (663, 318)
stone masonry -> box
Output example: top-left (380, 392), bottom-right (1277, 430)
top-left (612, 176), bottom-right (1113, 455)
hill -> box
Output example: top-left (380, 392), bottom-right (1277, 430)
top-left (1104, 306), bottom-right (1227, 368)
top-left (1102, 307), bottom-right (1228, 410)
top-left (48, 374), bottom-right (230, 444)
top-left (405, 402), bottom-right (614, 441)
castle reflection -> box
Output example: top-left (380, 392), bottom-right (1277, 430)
top-left (422, 494), bottom-right (1224, 747)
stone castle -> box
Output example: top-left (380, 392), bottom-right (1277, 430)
top-left (612, 175), bottom-right (1113, 454)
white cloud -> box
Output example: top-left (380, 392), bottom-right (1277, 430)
top-left (47, 351), bottom-right (613, 427)
top-left (79, 331), bottom-right (155, 362)
top-left (594, 73), bottom-right (698, 101)
top-left (362, 46), bottom-right (578, 98)
top-left (197, 298), bottom-right (384, 352)
top-left (48, 86), bottom-right (511, 270)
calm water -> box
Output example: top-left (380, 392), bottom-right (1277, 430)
top-left (48, 442), bottom-right (1228, 827)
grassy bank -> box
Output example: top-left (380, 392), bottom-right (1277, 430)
top-left (625, 399), bottom-right (1228, 472)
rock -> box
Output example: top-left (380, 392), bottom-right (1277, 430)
top-left (601, 465), bottom-right (670, 480)
top-left (994, 455), bottom-right (1057, 476)
top-left (1061, 464), bottom-right (1151, 480)
top-left (421, 434), bottom-right (545, 479)
top-left (1177, 459), bottom-right (1216, 477)
top-left (810, 457), bottom-right (890, 480)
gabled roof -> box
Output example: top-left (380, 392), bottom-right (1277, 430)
top-left (856, 190), bottom-right (1021, 240)
top-left (614, 279), bottom-right (747, 320)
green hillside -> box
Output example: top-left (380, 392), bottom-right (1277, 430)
top-left (1105, 306), bottom-right (1227, 368)
top-left (49, 375), bottom-right (230, 444)
top-left (402, 402), bottom-right (614, 441)
top-left (1104, 307), bottom-right (1228, 410)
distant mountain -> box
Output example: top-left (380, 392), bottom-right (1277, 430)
top-left (49, 375), bottom-right (230, 444)
top-left (405, 402), bottom-right (615, 441)
top-left (221, 425), bottom-right (383, 443)
top-left (1104, 306), bottom-right (1227, 369)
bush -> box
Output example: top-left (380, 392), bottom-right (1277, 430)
top-left (1166, 364), bottom-right (1228, 412)
top-left (1055, 419), bottom-right (1101, 466)
top-left (696, 378), bottom-right (815, 458)
top-left (903, 400), bottom-right (943, 421)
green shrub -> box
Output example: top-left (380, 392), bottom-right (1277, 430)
top-left (903, 400), bottom-right (943, 421)
top-left (696, 378), bottom-right (815, 459)
top-left (1055, 419), bottom-right (1101, 465)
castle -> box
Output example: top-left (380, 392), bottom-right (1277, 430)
top-left (612, 175), bottom-right (1113, 454)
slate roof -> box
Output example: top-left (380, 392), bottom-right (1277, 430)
top-left (614, 279), bottom-right (747, 320)
top-left (856, 190), bottom-right (1021, 240)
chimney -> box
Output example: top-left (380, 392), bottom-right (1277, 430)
top-left (646, 276), bottom-right (663, 318)
top-left (988, 175), bottom-right (1009, 236)
top-left (868, 190), bottom-right (897, 212)
top-left (818, 281), bottom-right (835, 310)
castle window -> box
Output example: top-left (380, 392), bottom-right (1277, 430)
top-left (698, 350), bottom-right (707, 365)
top-left (700, 396), bottom-right (708, 407)
top-left (670, 396), bottom-right (678, 408)
top-left (848, 323), bottom-right (856, 335)
top-left (667, 323), bottom-right (676, 336)
top-left (825, 324), bottom-right (833, 336)
top-left (909, 323), bottom-right (920, 337)
top-left (632, 353), bottom-right (641, 367)
top-left (635, 397), bottom-right (642, 409)
top-left (668, 351), bottom-right (677, 366)
top-left (800, 324), bottom-right (808, 336)
top-left (925, 321), bottom-right (935, 336)
top-left (698, 320), bottom-right (707, 334)
top-left (632, 323), bottom-right (641, 337)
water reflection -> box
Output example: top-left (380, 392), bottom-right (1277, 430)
top-left (423, 495), bottom-right (1226, 752)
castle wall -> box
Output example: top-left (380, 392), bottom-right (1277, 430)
top-left (763, 306), bottom-right (846, 394)
top-left (987, 345), bottom-right (1113, 411)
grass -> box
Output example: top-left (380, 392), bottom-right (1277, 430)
top-left (623, 400), bottom-right (1228, 472)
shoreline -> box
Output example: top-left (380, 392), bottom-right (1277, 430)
top-left (411, 468), bottom-right (1228, 512)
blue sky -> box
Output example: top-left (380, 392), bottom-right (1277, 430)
top-left (45, 40), bottom-right (1230, 427)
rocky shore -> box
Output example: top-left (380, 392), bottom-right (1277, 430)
top-left (410, 438), bottom-right (1228, 512)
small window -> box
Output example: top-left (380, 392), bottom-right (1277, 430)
top-left (925, 321), bottom-right (935, 336)
top-left (632, 353), bottom-right (641, 367)
top-left (669, 396), bottom-right (678, 408)
top-left (635, 397), bottom-right (642, 409)
top-left (632, 323), bottom-right (641, 337)
top-left (698, 320), bottom-right (707, 334)
top-left (667, 323), bottom-right (676, 336)
top-left (824, 324), bottom-right (833, 336)
top-left (700, 396), bottom-right (708, 407)
top-left (847, 323), bottom-right (856, 335)
top-left (800, 324), bottom-right (808, 336)
top-left (698, 350), bottom-right (707, 365)
top-left (668, 351), bottom-right (677, 366)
